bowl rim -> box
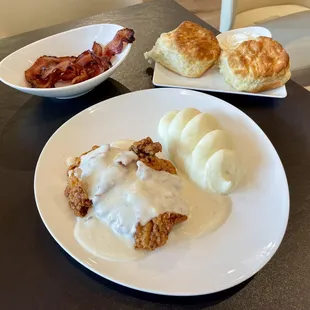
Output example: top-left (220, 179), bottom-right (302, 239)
top-left (0, 23), bottom-right (132, 92)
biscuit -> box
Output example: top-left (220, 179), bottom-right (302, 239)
top-left (219, 36), bottom-right (291, 92)
top-left (144, 21), bottom-right (221, 77)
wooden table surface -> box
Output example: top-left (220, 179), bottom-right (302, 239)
top-left (0, 1), bottom-right (309, 309)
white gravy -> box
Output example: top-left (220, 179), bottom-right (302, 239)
top-left (171, 172), bottom-right (231, 239)
top-left (72, 141), bottom-right (231, 262)
top-left (74, 214), bottom-right (145, 261)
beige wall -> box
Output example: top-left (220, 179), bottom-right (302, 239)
top-left (0, 0), bottom-right (223, 38)
top-left (176, 0), bottom-right (222, 29)
top-left (4, 0), bottom-right (306, 39)
top-left (0, 0), bottom-right (142, 38)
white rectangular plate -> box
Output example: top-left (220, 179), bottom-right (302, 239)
top-left (153, 26), bottom-right (287, 98)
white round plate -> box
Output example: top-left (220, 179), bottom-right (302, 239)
top-left (34, 88), bottom-right (289, 296)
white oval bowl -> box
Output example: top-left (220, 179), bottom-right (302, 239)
top-left (0, 24), bottom-right (133, 99)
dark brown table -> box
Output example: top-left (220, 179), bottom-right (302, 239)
top-left (1, 1), bottom-right (309, 309)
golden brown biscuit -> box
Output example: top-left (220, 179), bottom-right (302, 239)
top-left (144, 21), bottom-right (221, 77)
top-left (219, 36), bottom-right (291, 92)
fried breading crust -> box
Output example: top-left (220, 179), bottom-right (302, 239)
top-left (129, 137), bottom-right (177, 174)
top-left (65, 146), bottom-right (99, 217)
top-left (129, 138), bottom-right (185, 250)
top-left (130, 137), bottom-right (162, 155)
top-left (64, 175), bottom-right (92, 217)
top-left (134, 212), bottom-right (188, 250)
top-left (65, 138), bottom-right (187, 251)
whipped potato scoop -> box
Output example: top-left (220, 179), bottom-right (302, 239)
top-left (166, 108), bottom-right (200, 161)
top-left (205, 149), bottom-right (242, 194)
top-left (180, 113), bottom-right (220, 153)
top-left (158, 108), bottom-right (243, 194)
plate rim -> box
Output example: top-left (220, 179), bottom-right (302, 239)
top-left (34, 88), bottom-right (290, 296)
top-left (152, 76), bottom-right (287, 98)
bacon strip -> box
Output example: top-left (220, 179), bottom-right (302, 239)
top-left (75, 50), bottom-right (112, 79)
top-left (92, 42), bottom-right (103, 57)
top-left (25, 56), bottom-right (77, 88)
top-left (24, 28), bottom-right (135, 88)
top-left (102, 28), bottom-right (135, 59)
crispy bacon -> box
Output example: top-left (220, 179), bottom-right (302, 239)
top-left (25, 56), bottom-right (76, 88)
top-left (92, 41), bottom-right (103, 57)
top-left (75, 50), bottom-right (112, 79)
top-left (102, 28), bottom-right (135, 59)
top-left (24, 28), bottom-right (135, 88)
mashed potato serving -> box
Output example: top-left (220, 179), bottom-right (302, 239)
top-left (158, 108), bottom-right (243, 194)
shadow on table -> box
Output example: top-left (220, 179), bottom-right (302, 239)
top-left (210, 91), bottom-right (282, 109)
top-left (0, 78), bottom-right (130, 171)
